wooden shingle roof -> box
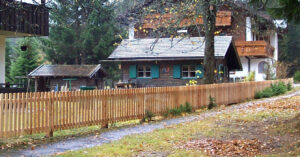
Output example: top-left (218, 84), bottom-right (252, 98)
top-left (108, 36), bottom-right (233, 60)
top-left (28, 64), bottom-right (105, 78)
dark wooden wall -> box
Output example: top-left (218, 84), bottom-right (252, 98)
top-left (0, 0), bottom-right (49, 36)
top-left (121, 60), bottom-right (227, 87)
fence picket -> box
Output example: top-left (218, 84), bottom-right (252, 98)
top-left (0, 78), bottom-right (293, 138)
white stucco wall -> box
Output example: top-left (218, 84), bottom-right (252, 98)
top-left (0, 35), bottom-right (5, 83)
top-left (230, 17), bottom-right (278, 82)
top-left (230, 57), bottom-right (273, 81)
top-left (270, 31), bottom-right (278, 61)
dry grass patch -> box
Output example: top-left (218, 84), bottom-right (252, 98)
top-left (178, 139), bottom-right (262, 156)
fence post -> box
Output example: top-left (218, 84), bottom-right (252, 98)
top-left (45, 92), bottom-right (54, 138)
top-left (101, 90), bottom-right (109, 128)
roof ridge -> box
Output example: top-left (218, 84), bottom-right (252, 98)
top-left (28, 64), bottom-right (45, 77)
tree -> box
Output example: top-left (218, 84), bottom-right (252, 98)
top-left (5, 40), bottom-right (13, 82)
top-left (249, 0), bottom-right (300, 75)
top-left (42, 0), bottom-right (122, 65)
top-left (250, 0), bottom-right (300, 23)
top-left (201, 1), bottom-right (217, 84)
top-left (279, 23), bottom-right (300, 75)
top-left (119, 0), bottom-right (225, 84)
top-left (10, 38), bottom-right (41, 83)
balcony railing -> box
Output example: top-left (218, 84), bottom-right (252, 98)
top-left (0, 0), bottom-right (49, 37)
top-left (235, 40), bottom-right (274, 58)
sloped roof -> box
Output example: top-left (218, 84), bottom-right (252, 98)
top-left (108, 36), bottom-right (233, 60)
top-left (28, 64), bottom-right (105, 78)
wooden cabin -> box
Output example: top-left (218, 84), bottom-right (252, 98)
top-left (28, 65), bottom-right (106, 92)
top-left (108, 36), bottom-right (242, 87)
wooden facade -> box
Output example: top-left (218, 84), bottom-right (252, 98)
top-left (108, 36), bottom-right (242, 87)
top-left (142, 11), bottom-right (232, 29)
top-left (235, 41), bottom-right (274, 58)
top-left (0, 0), bottom-right (49, 37)
top-left (35, 77), bottom-right (105, 92)
top-left (121, 60), bottom-right (229, 87)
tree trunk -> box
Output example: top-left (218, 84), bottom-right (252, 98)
top-left (202, 1), bottom-right (217, 84)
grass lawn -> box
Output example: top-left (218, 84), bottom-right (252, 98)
top-left (58, 95), bottom-right (300, 156)
top-left (0, 119), bottom-right (140, 150)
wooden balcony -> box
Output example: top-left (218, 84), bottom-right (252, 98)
top-left (235, 41), bottom-right (274, 58)
top-left (142, 11), bottom-right (232, 29)
top-left (0, 0), bottom-right (49, 37)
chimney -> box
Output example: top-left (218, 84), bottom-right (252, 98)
top-left (129, 23), bottom-right (135, 40)
top-left (246, 17), bottom-right (253, 41)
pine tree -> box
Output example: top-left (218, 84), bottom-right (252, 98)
top-left (5, 40), bottom-right (13, 82)
top-left (42, 0), bottom-right (122, 65)
top-left (10, 38), bottom-right (41, 83)
top-left (279, 23), bottom-right (300, 75)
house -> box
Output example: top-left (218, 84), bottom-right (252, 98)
top-left (28, 64), bottom-right (106, 92)
top-left (108, 36), bottom-right (242, 87)
top-left (126, 1), bottom-right (278, 82)
top-left (0, 0), bottom-right (49, 84)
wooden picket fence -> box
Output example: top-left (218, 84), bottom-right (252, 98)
top-left (0, 78), bottom-right (293, 138)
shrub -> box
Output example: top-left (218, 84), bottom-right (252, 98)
top-left (245, 71), bottom-right (255, 81)
top-left (254, 81), bottom-right (288, 99)
top-left (169, 108), bottom-right (182, 116)
top-left (254, 91), bottom-right (262, 99)
top-left (183, 102), bottom-right (193, 113)
top-left (294, 71), bottom-right (300, 82)
top-left (271, 82), bottom-right (287, 96)
top-left (144, 110), bottom-right (155, 121)
top-left (287, 82), bottom-right (293, 91)
top-left (162, 111), bottom-right (169, 118)
top-left (168, 102), bottom-right (193, 116)
top-left (207, 96), bottom-right (217, 110)
top-left (261, 87), bottom-right (274, 98)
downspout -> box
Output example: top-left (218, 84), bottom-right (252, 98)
top-left (245, 56), bottom-right (251, 73)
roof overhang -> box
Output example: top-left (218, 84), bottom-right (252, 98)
top-left (102, 56), bottom-right (226, 62)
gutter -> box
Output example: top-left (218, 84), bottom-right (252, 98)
top-left (245, 56), bottom-right (251, 72)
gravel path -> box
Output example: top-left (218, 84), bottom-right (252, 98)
top-left (1, 90), bottom-right (300, 157)
top-left (294, 83), bottom-right (300, 87)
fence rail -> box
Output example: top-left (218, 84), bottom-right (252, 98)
top-left (0, 79), bottom-right (293, 138)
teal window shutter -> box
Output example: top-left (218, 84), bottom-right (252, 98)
top-left (173, 65), bottom-right (181, 79)
top-left (218, 64), bottom-right (224, 78)
top-left (129, 65), bottom-right (137, 78)
top-left (151, 64), bottom-right (160, 79)
top-left (196, 65), bottom-right (204, 79)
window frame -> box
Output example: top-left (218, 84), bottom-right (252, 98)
top-left (181, 65), bottom-right (196, 79)
top-left (137, 65), bottom-right (152, 78)
top-left (258, 61), bottom-right (268, 74)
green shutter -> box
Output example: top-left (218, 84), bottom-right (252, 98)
top-left (196, 65), bottom-right (204, 79)
top-left (218, 64), bottom-right (224, 78)
top-left (151, 64), bottom-right (160, 79)
top-left (173, 65), bottom-right (181, 79)
top-left (129, 65), bottom-right (137, 79)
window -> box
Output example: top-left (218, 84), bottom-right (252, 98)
top-left (137, 65), bottom-right (151, 78)
top-left (258, 61), bottom-right (268, 73)
top-left (182, 65), bottom-right (196, 78)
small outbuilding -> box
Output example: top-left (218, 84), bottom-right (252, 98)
top-left (28, 64), bottom-right (106, 92)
